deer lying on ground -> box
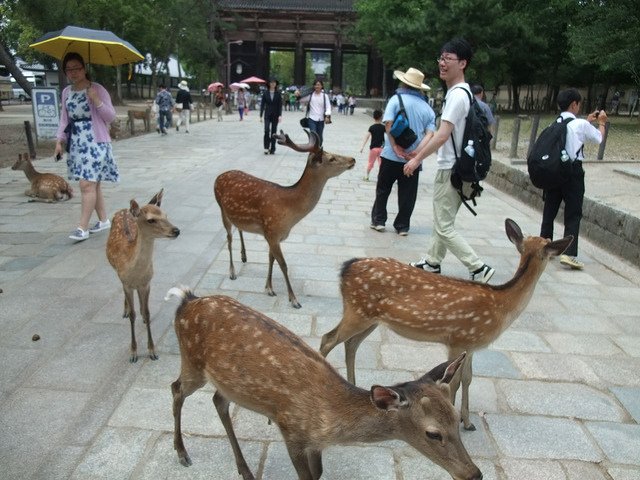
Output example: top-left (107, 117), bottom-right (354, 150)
top-left (320, 218), bottom-right (572, 431)
top-left (214, 129), bottom-right (355, 309)
top-left (165, 287), bottom-right (482, 480)
top-left (106, 189), bottom-right (180, 362)
top-left (11, 152), bottom-right (73, 202)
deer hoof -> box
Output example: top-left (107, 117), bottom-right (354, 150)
top-left (463, 422), bottom-right (476, 431)
top-left (291, 299), bottom-right (302, 309)
top-left (265, 288), bottom-right (276, 297)
top-left (129, 353), bottom-right (138, 363)
top-left (149, 352), bottom-right (159, 361)
top-left (178, 452), bottom-right (192, 467)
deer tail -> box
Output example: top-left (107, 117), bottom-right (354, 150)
top-left (164, 285), bottom-right (197, 304)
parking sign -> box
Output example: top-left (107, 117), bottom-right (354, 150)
top-left (31, 88), bottom-right (60, 140)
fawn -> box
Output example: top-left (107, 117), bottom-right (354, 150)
top-left (11, 152), bottom-right (73, 202)
top-left (165, 287), bottom-right (482, 480)
top-left (106, 189), bottom-right (180, 362)
top-left (214, 129), bottom-right (355, 308)
top-left (320, 218), bottom-right (572, 430)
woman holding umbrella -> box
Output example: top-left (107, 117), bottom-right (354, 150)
top-left (54, 52), bottom-right (119, 242)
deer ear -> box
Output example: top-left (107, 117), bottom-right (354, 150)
top-left (149, 188), bottom-right (164, 206)
top-left (129, 199), bottom-right (141, 217)
top-left (545, 236), bottom-right (573, 257)
top-left (370, 385), bottom-right (407, 411)
top-left (422, 352), bottom-right (466, 385)
top-left (505, 218), bottom-right (524, 252)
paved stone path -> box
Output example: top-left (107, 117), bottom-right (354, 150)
top-left (1, 107), bottom-right (639, 480)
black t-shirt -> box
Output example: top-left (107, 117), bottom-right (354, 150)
top-left (368, 123), bottom-right (386, 149)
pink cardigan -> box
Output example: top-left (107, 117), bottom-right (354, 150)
top-left (56, 82), bottom-right (116, 144)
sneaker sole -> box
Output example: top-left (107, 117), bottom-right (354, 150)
top-left (89, 227), bottom-right (110, 234)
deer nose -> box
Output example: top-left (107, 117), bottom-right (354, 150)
top-left (171, 227), bottom-right (180, 237)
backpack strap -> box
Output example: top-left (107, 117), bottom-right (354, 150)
top-left (449, 86), bottom-right (473, 160)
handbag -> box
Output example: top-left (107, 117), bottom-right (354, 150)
top-left (390, 94), bottom-right (417, 149)
top-left (300, 117), bottom-right (310, 128)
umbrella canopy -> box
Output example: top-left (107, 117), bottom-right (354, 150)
top-left (286, 85), bottom-right (298, 91)
top-left (29, 25), bottom-right (144, 66)
top-left (207, 82), bottom-right (224, 92)
top-left (230, 82), bottom-right (250, 91)
top-left (240, 76), bottom-right (266, 84)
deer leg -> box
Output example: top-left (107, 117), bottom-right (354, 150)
top-left (269, 242), bottom-right (300, 309)
top-left (171, 375), bottom-right (205, 467)
top-left (281, 433), bottom-right (314, 480)
top-left (344, 324), bottom-right (378, 384)
top-left (308, 450), bottom-right (323, 480)
top-left (460, 353), bottom-right (475, 431)
top-left (212, 391), bottom-right (255, 480)
top-left (221, 214), bottom-right (236, 280)
top-left (239, 230), bottom-right (247, 263)
top-left (122, 286), bottom-right (138, 362)
top-left (265, 252), bottom-right (277, 297)
top-left (137, 284), bottom-right (157, 360)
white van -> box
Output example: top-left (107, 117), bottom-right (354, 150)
top-left (11, 74), bottom-right (44, 101)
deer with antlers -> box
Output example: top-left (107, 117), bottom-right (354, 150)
top-left (165, 287), bottom-right (482, 480)
top-left (11, 152), bottom-right (73, 202)
top-left (214, 129), bottom-right (355, 308)
top-left (320, 218), bottom-right (572, 431)
top-left (106, 189), bottom-right (180, 362)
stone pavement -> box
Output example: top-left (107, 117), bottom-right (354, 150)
top-left (1, 107), bottom-right (639, 480)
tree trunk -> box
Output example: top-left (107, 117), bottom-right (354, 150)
top-left (0, 42), bottom-right (33, 95)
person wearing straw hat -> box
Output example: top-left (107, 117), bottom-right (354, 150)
top-left (175, 80), bottom-right (193, 133)
top-left (369, 67), bottom-right (436, 236)
top-left (404, 38), bottom-right (495, 284)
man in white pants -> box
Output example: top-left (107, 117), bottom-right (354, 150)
top-left (175, 80), bottom-right (192, 133)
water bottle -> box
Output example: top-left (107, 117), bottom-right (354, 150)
top-left (464, 140), bottom-right (475, 157)
top-left (560, 150), bottom-right (569, 162)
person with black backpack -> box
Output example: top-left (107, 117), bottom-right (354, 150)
top-left (538, 88), bottom-right (607, 270)
top-left (403, 38), bottom-right (495, 283)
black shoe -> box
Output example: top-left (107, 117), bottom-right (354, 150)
top-left (269, 150), bottom-right (275, 155)
top-left (470, 264), bottom-right (495, 283)
top-left (410, 258), bottom-right (441, 274)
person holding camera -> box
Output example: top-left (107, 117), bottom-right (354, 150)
top-left (305, 79), bottom-right (332, 146)
top-left (369, 67), bottom-right (435, 236)
top-left (539, 88), bottom-right (607, 270)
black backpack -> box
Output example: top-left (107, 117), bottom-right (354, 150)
top-left (527, 116), bottom-right (574, 190)
top-left (450, 87), bottom-right (493, 216)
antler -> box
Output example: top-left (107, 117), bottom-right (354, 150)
top-left (273, 129), bottom-right (320, 153)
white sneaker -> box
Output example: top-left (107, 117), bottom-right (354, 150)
top-left (369, 224), bottom-right (385, 232)
top-left (69, 228), bottom-right (89, 241)
top-left (470, 264), bottom-right (495, 284)
top-left (89, 219), bottom-right (111, 234)
top-left (560, 254), bottom-right (584, 270)
top-left (410, 258), bottom-right (441, 273)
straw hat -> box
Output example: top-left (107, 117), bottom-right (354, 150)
top-left (178, 80), bottom-right (188, 90)
top-left (393, 68), bottom-right (430, 90)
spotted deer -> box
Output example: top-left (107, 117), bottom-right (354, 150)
top-left (320, 218), bottom-right (572, 431)
top-left (106, 189), bottom-right (180, 362)
top-left (214, 129), bottom-right (355, 309)
top-left (165, 287), bottom-right (482, 480)
top-left (11, 152), bottom-right (73, 202)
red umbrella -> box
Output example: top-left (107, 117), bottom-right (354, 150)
top-left (207, 82), bottom-right (224, 92)
top-left (240, 76), bottom-right (266, 84)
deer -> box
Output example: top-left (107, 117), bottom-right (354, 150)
top-left (320, 218), bottom-right (572, 431)
top-left (106, 189), bottom-right (180, 362)
top-left (214, 129), bottom-right (355, 309)
top-left (126, 107), bottom-right (151, 132)
top-left (11, 152), bottom-right (73, 202)
top-left (165, 287), bottom-right (482, 480)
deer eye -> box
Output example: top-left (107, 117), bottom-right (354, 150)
top-left (426, 431), bottom-right (442, 441)
top-left (147, 219), bottom-right (156, 224)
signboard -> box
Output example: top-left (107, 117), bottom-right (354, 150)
top-left (31, 88), bottom-right (60, 140)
